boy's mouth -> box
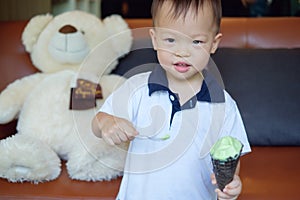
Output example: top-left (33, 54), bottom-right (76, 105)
top-left (174, 62), bottom-right (191, 73)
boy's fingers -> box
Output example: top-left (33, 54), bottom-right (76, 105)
top-left (210, 173), bottom-right (217, 185)
top-left (102, 130), bottom-right (123, 145)
top-left (223, 187), bottom-right (240, 197)
top-left (223, 180), bottom-right (242, 196)
top-left (216, 175), bottom-right (242, 199)
top-left (118, 131), bottom-right (129, 142)
top-left (103, 136), bottom-right (115, 146)
top-left (118, 121), bottom-right (138, 139)
top-left (224, 175), bottom-right (241, 191)
top-left (125, 129), bottom-right (138, 140)
top-left (225, 181), bottom-right (239, 191)
top-left (215, 189), bottom-right (234, 200)
top-left (112, 132), bottom-right (124, 145)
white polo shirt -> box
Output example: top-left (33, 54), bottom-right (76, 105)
top-left (100, 66), bottom-right (251, 200)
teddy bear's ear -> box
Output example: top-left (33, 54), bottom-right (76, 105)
top-left (22, 13), bottom-right (53, 53)
top-left (103, 15), bottom-right (132, 57)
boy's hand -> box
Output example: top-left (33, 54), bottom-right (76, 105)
top-left (92, 112), bottom-right (138, 145)
top-left (211, 174), bottom-right (242, 200)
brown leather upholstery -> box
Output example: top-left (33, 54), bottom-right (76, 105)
top-left (221, 17), bottom-right (300, 48)
top-left (1, 17), bottom-right (299, 92)
top-left (0, 17), bottom-right (300, 199)
top-left (239, 147), bottom-right (300, 200)
top-left (0, 161), bottom-right (121, 199)
top-left (0, 147), bottom-right (299, 199)
top-left (0, 21), bottom-right (38, 92)
top-left (0, 21), bottom-right (39, 139)
top-left (126, 17), bottom-right (300, 48)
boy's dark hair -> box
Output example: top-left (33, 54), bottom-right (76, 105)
top-left (151, 0), bottom-right (222, 32)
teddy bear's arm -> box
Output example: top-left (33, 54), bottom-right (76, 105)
top-left (0, 73), bottom-right (46, 123)
top-left (99, 74), bottom-right (126, 97)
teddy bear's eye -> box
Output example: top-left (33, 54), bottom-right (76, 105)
top-left (80, 30), bottom-right (85, 35)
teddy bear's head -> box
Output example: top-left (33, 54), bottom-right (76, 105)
top-left (22, 10), bottom-right (132, 75)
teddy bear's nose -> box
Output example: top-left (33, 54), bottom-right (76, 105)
top-left (49, 24), bottom-right (89, 64)
top-left (59, 25), bottom-right (77, 34)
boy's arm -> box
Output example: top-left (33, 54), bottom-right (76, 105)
top-left (92, 112), bottom-right (138, 145)
top-left (211, 93), bottom-right (250, 199)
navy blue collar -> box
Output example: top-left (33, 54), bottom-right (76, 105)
top-left (148, 66), bottom-right (225, 103)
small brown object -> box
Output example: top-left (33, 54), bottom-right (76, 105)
top-left (59, 25), bottom-right (77, 34)
top-left (69, 79), bottom-right (103, 110)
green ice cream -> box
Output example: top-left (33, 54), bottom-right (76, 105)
top-left (210, 136), bottom-right (243, 161)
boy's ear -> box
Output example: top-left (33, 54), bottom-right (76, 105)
top-left (210, 33), bottom-right (222, 54)
top-left (149, 28), bottom-right (158, 51)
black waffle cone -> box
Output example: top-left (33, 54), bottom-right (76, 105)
top-left (212, 156), bottom-right (240, 191)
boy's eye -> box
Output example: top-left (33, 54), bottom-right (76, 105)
top-left (165, 38), bottom-right (175, 43)
top-left (193, 40), bottom-right (203, 45)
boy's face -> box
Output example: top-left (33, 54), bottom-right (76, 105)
top-left (150, 1), bottom-right (222, 83)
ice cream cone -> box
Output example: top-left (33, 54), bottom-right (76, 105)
top-left (210, 136), bottom-right (243, 191)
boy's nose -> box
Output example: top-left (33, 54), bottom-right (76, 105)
top-left (174, 50), bottom-right (191, 57)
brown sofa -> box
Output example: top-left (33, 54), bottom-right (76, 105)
top-left (0, 17), bottom-right (300, 199)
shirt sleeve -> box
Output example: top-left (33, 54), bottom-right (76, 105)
top-left (220, 92), bottom-right (252, 155)
top-left (99, 79), bottom-right (134, 121)
top-left (99, 72), bottom-right (150, 122)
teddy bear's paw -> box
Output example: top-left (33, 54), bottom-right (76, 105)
top-left (0, 166), bottom-right (57, 184)
top-left (0, 162), bottom-right (61, 183)
top-left (66, 155), bottom-right (124, 181)
top-left (67, 162), bottom-right (123, 182)
top-left (0, 134), bottom-right (61, 183)
top-left (0, 94), bottom-right (20, 123)
top-left (0, 106), bottom-right (19, 124)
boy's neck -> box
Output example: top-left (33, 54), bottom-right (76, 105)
top-left (168, 73), bottom-right (204, 105)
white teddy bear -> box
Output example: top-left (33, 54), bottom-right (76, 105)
top-left (0, 11), bottom-right (132, 183)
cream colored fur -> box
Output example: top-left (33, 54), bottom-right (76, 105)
top-left (0, 11), bottom-right (132, 183)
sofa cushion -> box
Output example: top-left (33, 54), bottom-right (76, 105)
top-left (212, 48), bottom-right (300, 146)
top-left (112, 37), bottom-right (157, 77)
top-left (114, 47), bottom-right (300, 146)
